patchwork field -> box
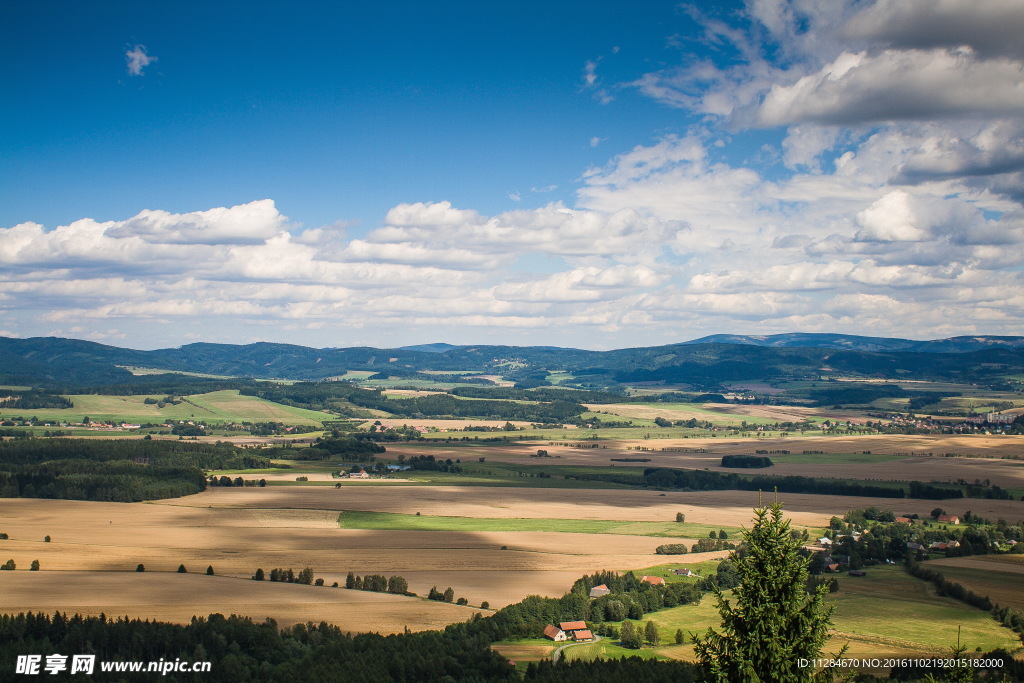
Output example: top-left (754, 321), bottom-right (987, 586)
top-left (389, 435), bottom-right (1024, 492)
top-left (586, 402), bottom-right (826, 425)
top-left (0, 493), bottom-right (734, 619)
top-left (0, 390), bottom-right (336, 426)
top-left (498, 566), bottom-right (1021, 674)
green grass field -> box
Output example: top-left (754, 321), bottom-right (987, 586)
top-left (0, 390), bottom-right (336, 426)
top-left (640, 565), bottom-right (1019, 657)
top-left (497, 563), bottom-right (1020, 670)
top-left (337, 510), bottom-right (745, 538)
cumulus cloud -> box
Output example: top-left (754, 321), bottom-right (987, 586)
top-left (125, 44), bottom-right (156, 76)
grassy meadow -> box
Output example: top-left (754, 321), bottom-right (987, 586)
top-left (0, 389), bottom-right (336, 426)
top-left (337, 510), bottom-right (745, 538)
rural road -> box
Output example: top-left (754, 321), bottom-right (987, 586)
top-left (552, 635), bottom-right (602, 664)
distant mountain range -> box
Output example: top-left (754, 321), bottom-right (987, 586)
top-left (684, 333), bottom-right (1024, 353)
top-left (1, 333), bottom-right (1023, 388)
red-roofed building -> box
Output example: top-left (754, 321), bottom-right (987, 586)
top-left (589, 584), bottom-right (611, 598)
top-left (937, 515), bottom-right (961, 525)
top-left (542, 624), bottom-right (567, 641)
top-left (641, 575), bottom-right (665, 586)
top-left (572, 629), bottom-right (594, 642)
top-left (559, 621), bottom-right (588, 633)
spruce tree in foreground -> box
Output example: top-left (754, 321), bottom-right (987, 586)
top-left (693, 501), bottom-right (837, 682)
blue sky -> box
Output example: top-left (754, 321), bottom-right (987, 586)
top-left (2, 1), bottom-right (1023, 350)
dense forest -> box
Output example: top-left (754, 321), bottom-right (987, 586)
top-left (0, 439), bottom-right (268, 502)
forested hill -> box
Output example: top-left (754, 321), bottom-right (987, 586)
top-left (1, 334), bottom-right (1023, 388)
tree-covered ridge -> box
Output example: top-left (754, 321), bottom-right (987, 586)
top-left (4, 334), bottom-right (1024, 387)
top-left (241, 382), bottom-right (587, 423)
top-left (0, 439), bottom-right (268, 502)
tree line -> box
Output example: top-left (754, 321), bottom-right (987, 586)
top-left (0, 439), bottom-right (270, 502)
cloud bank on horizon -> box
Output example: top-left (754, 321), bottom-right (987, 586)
top-left (1, 0), bottom-right (1023, 349)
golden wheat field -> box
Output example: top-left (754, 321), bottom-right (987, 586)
top-left (0, 494), bottom-right (732, 618)
top-left (3, 475), bottom-right (1022, 632)
top-left (0, 571), bottom-right (483, 633)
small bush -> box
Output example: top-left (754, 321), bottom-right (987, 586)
top-left (177, 564), bottom-right (187, 573)
top-left (44, 535), bottom-right (51, 543)
top-left (136, 564), bottom-right (145, 572)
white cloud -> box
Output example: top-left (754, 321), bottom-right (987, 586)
top-left (749, 48), bottom-right (1024, 127)
top-left (125, 44), bottom-right (156, 76)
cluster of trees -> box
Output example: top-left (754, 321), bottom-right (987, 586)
top-left (208, 476), bottom-right (266, 487)
top-left (691, 537), bottom-right (736, 553)
top-left (654, 544), bottom-right (689, 555)
top-left (405, 455), bottom-right (462, 473)
top-left (720, 454), bottom-right (773, 468)
top-left (642, 467), bottom-right (963, 500)
top-left (290, 435), bottom-right (385, 461)
top-left (569, 571), bottom-right (702, 623)
top-left (0, 439), bottom-right (269, 502)
top-left (0, 390), bottom-right (73, 409)
top-left (427, 586), bottom-right (456, 602)
top-left (252, 567), bottom-right (317, 585)
top-left (345, 573), bottom-right (410, 595)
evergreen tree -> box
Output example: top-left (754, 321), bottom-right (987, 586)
top-left (252, 568), bottom-right (264, 581)
top-left (644, 620), bottom-right (659, 646)
top-left (620, 621), bottom-right (642, 649)
top-left (136, 563), bottom-right (145, 572)
top-left (30, 559), bottom-right (40, 571)
top-left (693, 501), bottom-right (837, 682)
top-left (177, 564), bottom-right (187, 573)
top-left (206, 565), bottom-right (214, 576)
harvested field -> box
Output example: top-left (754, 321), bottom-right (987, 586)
top-left (0, 496), bottom-right (728, 615)
top-left (157, 485), bottom-right (1024, 526)
top-left (163, 486), bottom-right (838, 527)
top-left (0, 571), bottom-right (481, 633)
top-left (926, 556), bottom-right (1024, 610)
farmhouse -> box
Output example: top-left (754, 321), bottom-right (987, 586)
top-left (589, 584), bottom-right (611, 598)
top-left (817, 537), bottom-right (833, 546)
top-left (895, 517), bottom-right (912, 524)
top-left (674, 568), bottom-right (698, 577)
top-left (640, 575), bottom-right (665, 586)
top-left (937, 514), bottom-right (961, 524)
top-left (559, 621), bottom-right (589, 638)
top-left (572, 629), bottom-right (594, 642)
top-left (542, 624), bottom-right (567, 641)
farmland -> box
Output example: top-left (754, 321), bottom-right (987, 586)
top-left (0, 389), bottom-right (335, 427)
top-left (498, 565), bottom-right (1020, 673)
top-left (3, 355), bottom-right (1024, 676)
